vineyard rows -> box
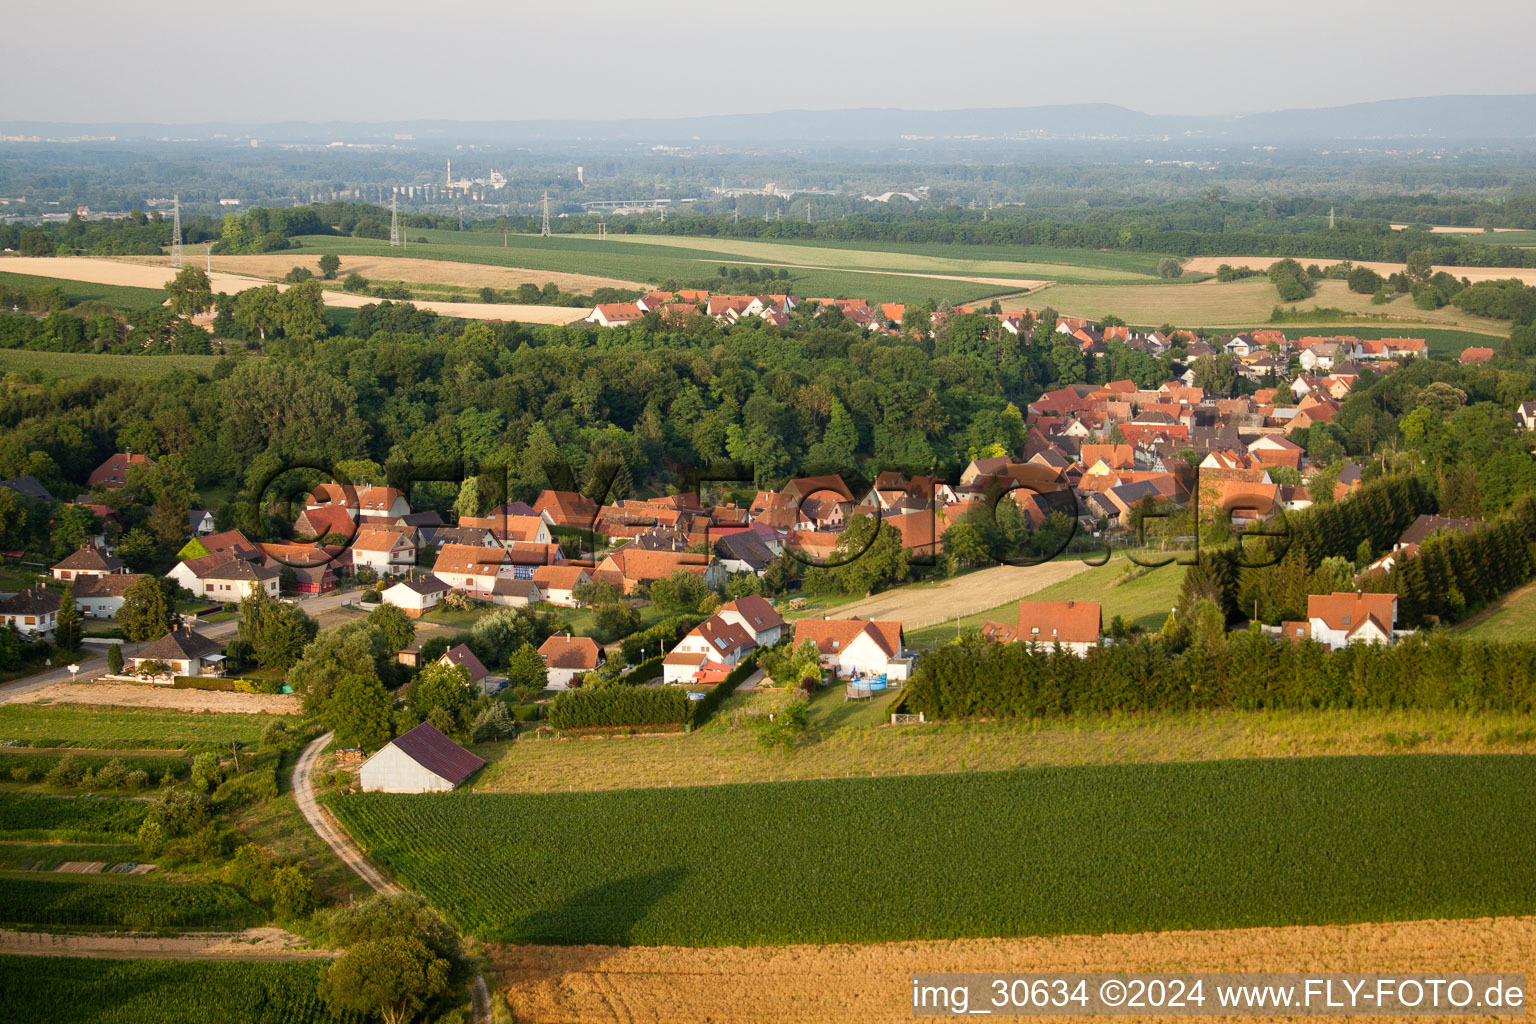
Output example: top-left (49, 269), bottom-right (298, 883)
top-left (0, 793), bottom-right (148, 842)
top-left (330, 754), bottom-right (1536, 946)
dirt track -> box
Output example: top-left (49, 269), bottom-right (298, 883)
top-left (801, 559), bottom-right (1091, 630)
top-left (1181, 255), bottom-right (1536, 286)
top-left (492, 916), bottom-right (1536, 1024)
top-left (0, 256), bottom-right (588, 325)
top-left (0, 927), bottom-right (331, 961)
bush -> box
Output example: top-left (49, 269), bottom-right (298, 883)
top-left (212, 767), bottom-right (279, 809)
top-left (190, 752), bottom-right (223, 793)
top-left (1156, 257), bottom-right (1183, 279)
top-left (548, 686), bottom-right (691, 730)
top-left (45, 755), bottom-right (84, 788)
top-left (9, 766), bottom-right (32, 783)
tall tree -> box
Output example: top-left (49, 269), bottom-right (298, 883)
top-left (54, 582), bottom-right (81, 653)
top-left (164, 266), bottom-right (214, 317)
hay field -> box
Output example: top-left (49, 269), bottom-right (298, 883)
top-left (1389, 223), bottom-right (1525, 233)
top-left (1181, 255), bottom-right (1536, 286)
top-left (0, 257), bottom-right (584, 325)
top-left (490, 916), bottom-right (1535, 1024)
top-left (123, 252), bottom-right (645, 294)
top-left (1028, 277), bottom-right (1509, 334)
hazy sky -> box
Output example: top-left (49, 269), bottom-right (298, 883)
top-left (6, 0), bottom-right (1535, 123)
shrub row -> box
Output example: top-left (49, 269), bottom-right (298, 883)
top-left (618, 614), bottom-right (704, 664)
top-left (689, 653), bottom-right (760, 729)
top-left (548, 685), bottom-right (692, 730)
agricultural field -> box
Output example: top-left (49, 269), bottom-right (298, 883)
top-left (0, 872), bottom-right (262, 932)
top-left (0, 704), bottom-right (276, 749)
top-left (0, 842), bottom-right (139, 871)
top-left (0, 348), bottom-right (225, 381)
top-left (1025, 277), bottom-right (1511, 337)
top-left (332, 754), bottom-right (1536, 947)
top-left (0, 955), bottom-right (363, 1024)
top-left (295, 233), bottom-right (1046, 306)
top-left (904, 554), bottom-right (1183, 648)
top-left (0, 269), bottom-right (165, 310)
top-left (475, 701), bottom-right (1536, 794)
top-left (0, 750), bottom-right (189, 783)
top-left (0, 793), bottom-right (148, 842)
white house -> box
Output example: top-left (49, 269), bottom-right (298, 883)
top-left (187, 560), bottom-right (281, 601)
top-left (1306, 592), bottom-right (1400, 651)
top-left (538, 633), bottom-right (604, 689)
top-left (358, 722), bottom-right (486, 793)
top-left (791, 618), bottom-right (911, 681)
top-left (715, 595), bottom-right (787, 647)
top-left (350, 528), bottom-right (418, 577)
top-left (1516, 401), bottom-right (1536, 431)
top-left (1014, 600), bottom-right (1102, 657)
top-left (531, 565), bottom-right (590, 607)
top-left (73, 573), bottom-right (145, 619)
top-left (129, 626), bottom-right (225, 678)
top-left (431, 544), bottom-right (506, 596)
top-left (662, 614), bottom-right (757, 685)
top-left (0, 587), bottom-right (60, 637)
top-left (51, 545), bottom-right (127, 582)
top-left (382, 576), bottom-right (450, 617)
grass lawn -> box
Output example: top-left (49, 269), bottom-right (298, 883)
top-left (0, 704), bottom-right (276, 750)
top-left (1451, 579), bottom-right (1536, 641)
top-left (0, 270), bottom-right (165, 310)
top-left (231, 771), bottom-right (371, 905)
top-left (418, 604), bottom-right (494, 631)
top-left (472, 703), bottom-right (1536, 796)
top-left (332, 753), bottom-right (1536, 946)
top-left (904, 555), bottom-right (1184, 649)
top-left (0, 349), bottom-right (224, 381)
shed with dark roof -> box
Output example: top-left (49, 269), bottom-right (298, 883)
top-left (359, 722), bottom-right (486, 793)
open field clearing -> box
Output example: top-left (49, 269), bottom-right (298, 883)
top-left (905, 554), bottom-right (1182, 647)
top-left (787, 557), bottom-right (1091, 630)
top-left (0, 349), bottom-right (224, 380)
top-left (762, 238), bottom-right (1171, 276)
top-left (1389, 223), bottom-right (1528, 233)
top-left (5, 682), bottom-right (301, 715)
top-left (0, 269), bottom-right (165, 309)
top-left (492, 915), bottom-right (1536, 1024)
top-left (0, 704), bottom-right (277, 749)
top-left (0, 256), bottom-right (585, 325)
top-left (1029, 276), bottom-right (1510, 335)
top-left (0, 955), bottom-right (365, 1022)
top-left (123, 251), bottom-right (646, 293)
top-left (332, 755), bottom-right (1536, 947)
top-left (474, 706), bottom-right (1536, 794)
top-left (699, 257), bottom-right (1048, 291)
top-left (297, 233), bottom-right (1038, 305)
top-left (1451, 579), bottom-right (1536, 640)
top-left (1181, 254), bottom-right (1536, 286)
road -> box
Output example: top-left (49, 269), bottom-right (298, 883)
top-left (0, 589), bottom-right (358, 704)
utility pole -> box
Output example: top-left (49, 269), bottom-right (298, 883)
top-left (390, 194), bottom-right (399, 247)
top-left (205, 243), bottom-right (211, 272)
top-left (540, 192), bottom-right (551, 236)
top-left (170, 195), bottom-right (183, 268)
top-left (1329, 206), bottom-right (1336, 230)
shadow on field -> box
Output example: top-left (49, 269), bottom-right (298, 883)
top-left (512, 865), bottom-right (687, 946)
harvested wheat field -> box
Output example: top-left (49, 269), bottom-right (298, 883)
top-left (1389, 224), bottom-right (1524, 234)
top-left (8, 682), bottom-right (301, 715)
top-left (125, 252), bottom-right (646, 295)
top-left (1181, 255), bottom-right (1536, 286)
top-left (491, 916), bottom-right (1535, 1024)
top-left (0, 256), bottom-right (586, 325)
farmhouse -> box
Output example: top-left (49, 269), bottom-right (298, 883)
top-left (792, 618), bottom-right (911, 681)
top-left (129, 626), bottom-right (225, 678)
top-left (382, 575), bottom-right (451, 617)
top-left (72, 573), bottom-right (146, 618)
top-left (51, 545), bottom-right (127, 581)
top-left (1306, 592), bottom-right (1400, 651)
top-left (358, 722), bottom-right (486, 793)
top-left (538, 633), bottom-right (605, 689)
top-left (0, 587), bottom-right (60, 637)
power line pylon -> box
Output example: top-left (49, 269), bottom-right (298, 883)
top-left (541, 192), bottom-right (551, 236)
top-left (390, 194), bottom-right (400, 248)
top-left (171, 195), bottom-right (183, 268)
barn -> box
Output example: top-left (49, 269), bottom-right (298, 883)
top-left (358, 722), bottom-right (486, 794)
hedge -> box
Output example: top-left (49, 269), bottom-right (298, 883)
top-left (614, 655), bottom-right (663, 686)
top-left (171, 676), bottom-right (282, 694)
top-left (619, 614), bottom-right (705, 664)
top-left (907, 630), bottom-right (1536, 721)
top-left (548, 685), bottom-right (691, 730)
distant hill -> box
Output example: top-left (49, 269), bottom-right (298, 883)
top-left (6, 95), bottom-right (1535, 146)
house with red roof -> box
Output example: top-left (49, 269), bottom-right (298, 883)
top-left (87, 453), bottom-right (151, 489)
top-left (1306, 592), bottom-right (1401, 651)
top-left (791, 618), bottom-right (911, 681)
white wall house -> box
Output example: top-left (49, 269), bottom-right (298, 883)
top-left (791, 619), bottom-right (911, 681)
top-left (359, 722), bottom-right (486, 793)
top-left (1306, 592), bottom-right (1401, 651)
top-left (0, 588), bottom-right (59, 637)
top-left (382, 576), bottom-right (450, 617)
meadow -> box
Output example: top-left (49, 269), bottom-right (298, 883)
top-left (331, 754), bottom-right (1536, 947)
top-left (0, 872), bottom-right (262, 931)
top-left (0, 269), bottom-right (165, 310)
top-left (0, 956), bottom-right (363, 1024)
top-left (1453, 580), bottom-right (1536, 640)
top-left (0, 704), bottom-right (276, 749)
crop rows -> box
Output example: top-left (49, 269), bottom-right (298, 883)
top-left (0, 872), bottom-right (262, 931)
top-left (0, 955), bottom-right (363, 1023)
top-left (330, 754), bottom-right (1536, 947)
top-left (0, 842), bottom-right (137, 871)
top-left (0, 793), bottom-right (148, 842)
top-left (0, 704), bottom-right (274, 749)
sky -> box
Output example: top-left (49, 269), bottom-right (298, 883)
top-left (5, 0), bottom-right (1536, 124)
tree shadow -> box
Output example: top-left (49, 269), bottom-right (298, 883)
top-left (512, 864), bottom-right (688, 946)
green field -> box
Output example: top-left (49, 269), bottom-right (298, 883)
top-left (1453, 581), bottom-right (1536, 640)
top-left (331, 754), bottom-right (1536, 947)
top-left (0, 705), bottom-right (275, 749)
top-left (0, 750), bottom-right (189, 782)
top-left (0, 871), bottom-right (262, 931)
top-left (906, 555), bottom-right (1185, 649)
top-left (0, 348), bottom-right (225, 381)
top-left (0, 270), bottom-right (165, 310)
top-left (0, 793), bottom-right (148, 842)
top-left (1463, 229), bottom-right (1536, 247)
top-left (0, 842), bottom-right (138, 871)
top-left (297, 232), bottom-right (1059, 305)
top-left (0, 955), bottom-right (363, 1024)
